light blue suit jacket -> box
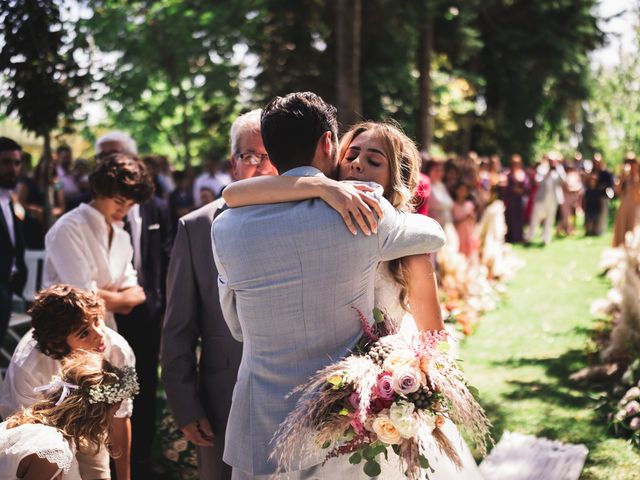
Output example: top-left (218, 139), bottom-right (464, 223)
top-left (211, 166), bottom-right (445, 475)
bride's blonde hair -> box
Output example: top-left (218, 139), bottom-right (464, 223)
top-left (339, 121), bottom-right (422, 310)
top-left (6, 351), bottom-right (131, 456)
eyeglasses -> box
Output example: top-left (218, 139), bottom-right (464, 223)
top-left (236, 152), bottom-right (270, 166)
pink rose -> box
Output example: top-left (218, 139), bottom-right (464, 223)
top-left (377, 374), bottom-right (396, 401)
top-left (392, 366), bottom-right (422, 395)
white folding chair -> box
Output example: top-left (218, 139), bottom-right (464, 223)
top-left (2, 250), bottom-right (46, 362)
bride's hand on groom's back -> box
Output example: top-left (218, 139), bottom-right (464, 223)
top-left (319, 180), bottom-right (383, 236)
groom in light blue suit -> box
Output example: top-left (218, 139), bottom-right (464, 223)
top-left (211, 92), bottom-right (445, 479)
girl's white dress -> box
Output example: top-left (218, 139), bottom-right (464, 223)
top-left (0, 422), bottom-right (81, 479)
top-left (375, 263), bottom-right (484, 479)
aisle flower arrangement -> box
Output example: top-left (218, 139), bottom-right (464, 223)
top-left (438, 199), bottom-right (522, 336)
top-left (583, 227), bottom-right (640, 448)
top-left (271, 308), bottom-right (491, 479)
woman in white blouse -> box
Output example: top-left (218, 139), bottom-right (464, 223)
top-left (43, 153), bottom-right (153, 330)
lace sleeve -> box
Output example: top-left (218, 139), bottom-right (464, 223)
top-left (35, 446), bottom-right (74, 474)
top-left (3, 425), bottom-right (74, 474)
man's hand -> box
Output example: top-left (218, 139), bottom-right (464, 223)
top-left (181, 418), bottom-right (215, 447)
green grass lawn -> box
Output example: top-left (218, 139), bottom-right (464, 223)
top-left (460, 232), bottom-right (640, 479)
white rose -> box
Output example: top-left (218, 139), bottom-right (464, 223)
top-left (390, 401), bottom-right (418, 439)
top-left (174, 438), bottom-right (188, 452)
top-left (165, 449), bottom-right (179, 462)
top-left (372, 414), bottom-right (401, 445)
top-left (383, 350), bottom-right (420, 373)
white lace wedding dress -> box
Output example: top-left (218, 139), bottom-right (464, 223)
top-left (0, 422), bottom-right (81, 480)
top-left (375, 263), bottom-right (484, 479)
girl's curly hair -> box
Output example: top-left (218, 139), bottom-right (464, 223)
top-left (29, 285), bottom-right (106, 360)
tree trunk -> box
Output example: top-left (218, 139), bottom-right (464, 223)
top-left (418, 1), bottom-right (435, 152)
top-left (42, 131), bottom-right (54, 231)
top-left (336, 0), bottom-right (362, 131)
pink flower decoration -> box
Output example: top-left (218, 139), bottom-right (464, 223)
top-left (350, 414), bottom-right (365, 435)
top-left (377, 374), bottom-right (396, 401)
top-left (348, 392), bottom-right (360, 409)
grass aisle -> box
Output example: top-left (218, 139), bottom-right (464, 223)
top-left (460, 233), bottom-right (640, 479)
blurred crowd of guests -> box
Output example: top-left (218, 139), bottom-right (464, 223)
top-left (420, 149), bottom-right (633, 258)
top-left (11, 140), bottom-right (637, 264)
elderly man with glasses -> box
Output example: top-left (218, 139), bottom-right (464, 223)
top-left (161, 109), bottom-right (277, 480)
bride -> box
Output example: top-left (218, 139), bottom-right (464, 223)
top-left (223, 121), bottom-right (484, 479)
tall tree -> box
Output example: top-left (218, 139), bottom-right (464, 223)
top-left (417, 1), bottom-right (435, 151)
top-left (84, 0), bottom-right (247, 166)
top-left (470, 0), bottom-right (603, 160)
top-left (0, 0), bottom-right (88, 228)
top-left (336, 0), bottom-right (362, 129)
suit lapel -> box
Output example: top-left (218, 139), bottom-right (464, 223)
top-left (140, 203), bottom-right (149, 268)
top-left (0, 203), bottom-right (9, 244)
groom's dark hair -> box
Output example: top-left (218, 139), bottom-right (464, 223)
top-left (261, 92), bottom-right (338, 173)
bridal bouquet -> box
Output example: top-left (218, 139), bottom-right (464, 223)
top-left (272, 308), bottom-right (492, 479)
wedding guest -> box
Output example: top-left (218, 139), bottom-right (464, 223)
top-left (168, 170), bottom-right (194, 230)
top-left (0, 137), bottom-right (27, 347)
top-left (193, 156), bottom-right (224, 207)
top-left (594, 152), bottom-right (615, 235)
top-left (95, 135), bottom-right (173, 479)
top-left (525, 153), bottom-right (566, 245)
top-left (43, 153), bottom-right (151, 330)
top-left (161, 109), bottom-right (278, 480)
top-left (0, 351), bottom-right (139, 480)
top-left (452, 182), bottom-right (479, 258)
top-left (95, 130), bottom-right (137, 157)
top-left (612, 154), bottom-right (640, 246)
top-left (16, 156), bottom-right (65, 248)
top-left (584, 173), bottom-right (601, 236)
top-left (56, 145), bottom-right (81, 207)
top-left (0, 285), bottom-right (136, 480)
top-left (156, 155), bottom-right (176, 197)
top-left (559, 162), bottom-right (583, 236)
top-left (426, 159), bottom-right (454, 228)
top-left (199, 186), bottom-right (217, 206)
top-left (503, 154), bottom-right (530, 243)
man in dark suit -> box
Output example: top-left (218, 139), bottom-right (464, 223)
top-left (161, 109), bottom-right (277, 480)
top-left (95, 132), bottom-right (174, 478)
top-left (0, 137), bottom-right (27, 346)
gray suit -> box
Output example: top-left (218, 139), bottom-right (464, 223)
top-left (211, 167), bottom-right (446, 477)
top-left (161, 198), bottom-right (241, 480)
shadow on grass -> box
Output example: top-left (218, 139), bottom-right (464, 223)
top-left (486, 346), bottom-right (611, 452)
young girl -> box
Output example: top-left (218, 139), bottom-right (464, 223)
top-left (223, 121), bottom-right (444, 332)
top-left (0, 285), bottom-right (136, 480)
top-left (0, 351), bottom-right (139, 480)
top-left (452, 182), bottom-right (479, 259)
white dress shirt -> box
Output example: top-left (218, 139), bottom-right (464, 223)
top-left (0, 327), bottom-right (136, 419)
top-left (43, 203), bottom-right (138, 329)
